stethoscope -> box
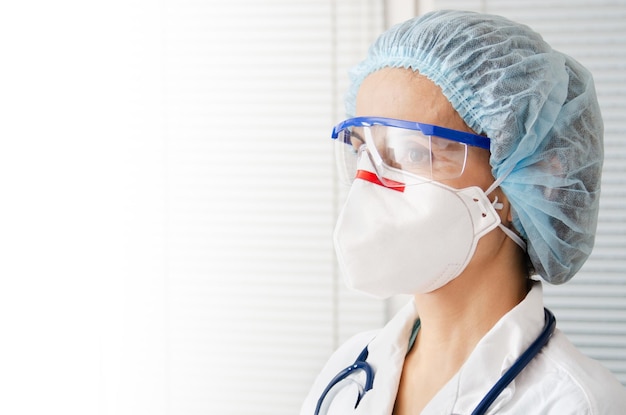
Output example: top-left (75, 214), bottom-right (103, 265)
top-left (315, 308), bottom-right (556, 415)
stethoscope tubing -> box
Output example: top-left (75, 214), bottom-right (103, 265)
top-left (470, 308), bottom-right (556, 414)
top-left (315, 308), bottom-right (556, 415)
top-left (314, 347), bottom-right (373, 415)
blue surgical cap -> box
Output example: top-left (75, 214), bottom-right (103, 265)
top-left (346, 10), bottom-right (603, 284)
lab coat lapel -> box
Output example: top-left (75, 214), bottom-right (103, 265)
top-left (423, 282), bottom-right (546, 414)
top-left (354, 298), bottom-right (419, 415)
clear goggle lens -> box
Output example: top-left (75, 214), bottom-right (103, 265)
top-left (333, 123), bottom-right (470, 188)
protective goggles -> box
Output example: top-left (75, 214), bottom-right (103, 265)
top-left (331, 117), bottom-right (490, 188)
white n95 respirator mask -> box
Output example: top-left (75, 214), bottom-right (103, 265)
top-left (333, 163), bottom-right (502, 299)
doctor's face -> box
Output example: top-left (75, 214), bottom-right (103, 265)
top-left (354, 68), bottom-right (494, 192)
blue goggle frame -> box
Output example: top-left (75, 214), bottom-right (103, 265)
top-left (331, 116), bottom-right (490, 150)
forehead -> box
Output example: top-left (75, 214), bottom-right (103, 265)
top-left (354, 67), bottom-right (495, 189)
top-left (355, 67), bottom-right (473, 134)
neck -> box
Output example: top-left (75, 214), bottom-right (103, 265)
top-left (412, 240), bottom-right (529, 359)
top-left (394, 223), bottom-right (530, 414)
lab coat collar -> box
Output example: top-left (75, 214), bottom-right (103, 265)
top-left (342, 281), bottom-right (545, 414)
top-left (353, 296), bottom-right (419, 415)
top-left (351, 281), bottom-right (545, 415)
top-left (425, 280), bottom-right (546, 414)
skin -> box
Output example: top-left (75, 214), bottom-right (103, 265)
top-left (355, 67), bottom-right (529, 415)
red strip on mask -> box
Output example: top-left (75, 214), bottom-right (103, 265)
top-left (355, 170), bottom-right (405, 192)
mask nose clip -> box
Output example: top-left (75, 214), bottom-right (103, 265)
top-left (355, 146), bottom-right (406, 191)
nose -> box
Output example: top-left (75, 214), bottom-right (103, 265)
top-left (354, 147), bottom-right (406, 191)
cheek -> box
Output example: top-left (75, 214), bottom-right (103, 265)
top-left (438, 162), bottom-right (493, 190)
top-left (462, 148), bottom-right (494, 190)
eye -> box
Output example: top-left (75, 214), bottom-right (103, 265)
top-left (388, 137), bottom-right (430, 167)
top-left (404, 144), bottom-right (430, 164)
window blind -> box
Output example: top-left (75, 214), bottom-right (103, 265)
top-left (158, 1), bottom-right (386, 414)
top-left (0, 1), bottom-right (386, 414)
top-left (427, 0), bottom-right (626, 385)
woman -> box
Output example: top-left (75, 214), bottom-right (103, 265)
top-left (301, 10), bottom-right (626, 415)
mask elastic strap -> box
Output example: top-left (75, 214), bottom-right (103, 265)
top-left (485, 167), bottom-right (512, 196)
top-left (498, 223), bottom-right (527, 251)
top-left (485, 168), bottom-right (527, 251)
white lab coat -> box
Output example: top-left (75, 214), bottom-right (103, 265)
top-left (301, 282), bottom-right (626, 414)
